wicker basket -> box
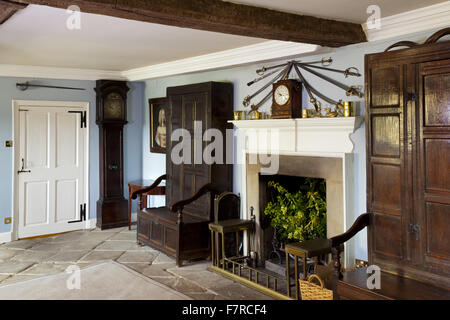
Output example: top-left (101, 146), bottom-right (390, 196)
top-left (299, 274), bottom-right (333, 300)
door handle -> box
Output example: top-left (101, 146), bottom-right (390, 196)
top-left (18, 158), bottom-right (31, 174)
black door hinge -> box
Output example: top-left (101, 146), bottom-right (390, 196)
top-left (69, 204), bottom-right (86, 224)
top-left (68, 111), bottom-right (87, 128)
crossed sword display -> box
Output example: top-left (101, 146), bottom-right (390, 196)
top-left (243, 58), bottom-right (363, 115)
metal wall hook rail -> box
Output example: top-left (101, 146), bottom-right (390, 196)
top-left (16, 82), bottom-right (86, 91)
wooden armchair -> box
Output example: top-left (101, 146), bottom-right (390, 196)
top-left (329, 213), bottom-right (370, 280)
top-left (132, 174), bottom-right (220, 267)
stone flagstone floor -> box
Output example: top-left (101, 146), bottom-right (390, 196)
top-left (0, 226), bottom-right (272, 300)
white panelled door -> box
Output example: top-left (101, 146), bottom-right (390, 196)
top-left (17, 105), bottom-right (87, 238)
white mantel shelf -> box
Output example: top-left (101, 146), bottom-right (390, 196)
top-left (230, 117), bottom-right (363, 154)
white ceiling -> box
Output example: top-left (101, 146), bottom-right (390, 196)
top-left (0, 5), bottom-right (265, 71)
top-left (226, 0), bottom-right (447, 23)
top-left (0, 1), bottom-right (447, 74)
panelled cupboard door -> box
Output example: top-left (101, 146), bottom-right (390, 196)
top-left (417, 59), bottom-right (450, 276)
top-left (180, 92), bottom-right (210, 219)
top-left (18, 107), bottom-right (86, 238)
top-left (167, 92), bottom-right (210, 219)
top-left (166, 93), bottom-right (179, 208)
top-left (366, 60), bottom-right (411, 267)
top-left (366, 41), bottom-right (450, 288)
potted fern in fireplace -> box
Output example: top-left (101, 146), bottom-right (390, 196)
top-left (264, 178), bottom-right (327, 246)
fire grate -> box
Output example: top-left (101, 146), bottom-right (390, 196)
top-left (209, 256), bottom-right (294, 300)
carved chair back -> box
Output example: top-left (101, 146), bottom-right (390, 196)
top-left (213, 192), bottom-right (241, 223)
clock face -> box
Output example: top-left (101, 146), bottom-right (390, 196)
top-left (274, 85), bottom-right (290, 106)
top-left (104, 93), bottom-right (124, 120)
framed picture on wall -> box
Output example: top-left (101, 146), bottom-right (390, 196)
top-left (149, 97), bottom-right (168, 154)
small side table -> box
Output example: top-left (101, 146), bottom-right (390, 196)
top-left (128, 180), bottom-right (165, 230)
top-left (285, 238), bottom-right (334, 300)
top-left (208, 219), bottom-right (254, 269)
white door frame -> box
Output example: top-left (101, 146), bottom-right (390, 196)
top-left (11, 100), bottom-right (90, 240)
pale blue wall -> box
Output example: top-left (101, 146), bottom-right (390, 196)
top-left (124, 82), bottom-right (145, 213)
top-left (143, 28), bottom-right (443, 260)
top-left (0, 77), bottom-right (144, 233)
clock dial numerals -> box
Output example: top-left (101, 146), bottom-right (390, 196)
top-left (104, 93), bottom-right (124, 120)
top-left (274, 85), bottom-right (290, 106)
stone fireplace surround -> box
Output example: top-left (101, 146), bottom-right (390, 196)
top-left (231, 117), bottom-right (363, 267)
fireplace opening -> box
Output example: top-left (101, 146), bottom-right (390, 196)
top-left (258, 174), bottom-right (327, 272)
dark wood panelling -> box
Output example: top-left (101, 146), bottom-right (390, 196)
top-left (373, 214), bottom-right (403, 259)
top-left (338, 266), bottom-right (450, 300)
top-left (366, 57), bottom-right (408, 276)
top-left (417, 59), bottom-right (450, 278)
top-left (178, 92), bottom-right (210, 219)
top-left (370, 66), bottom-right (400, 107)
top-left (164, 227), bottom-right (177, 253)
top-left (425, 139), bottom-right (450, 192)
top-left (426, 202), bottom-right (450, 260)
top-left (424, 73), bottom-right (450, 127)
top-left (151, 221), bottom-right (163, 246)
top-left (372, 115), bottom-right (401, 157)
top-left (372, 164), bottom-right (401, 215)
top-left (366, 40), bottom-right (450, 288)
top-left (137, 213), bottom-right (149, 241)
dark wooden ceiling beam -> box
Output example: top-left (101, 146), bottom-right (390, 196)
top-left (10, 0), bottom-right (367, 47)
top-left (0, 1), bottom-right (27, 24)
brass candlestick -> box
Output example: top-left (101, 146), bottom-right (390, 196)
top-left (233, 110), bottom-right (245, 120)
top-left (302, 109), bottom-right (312, 118)
top-left (344, 102), bottom-right (354, 117)
top-left (249, 111), bottom-right (264, 120)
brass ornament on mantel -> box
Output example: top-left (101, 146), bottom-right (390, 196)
top-left (243, 58), bottom-right (364, 118)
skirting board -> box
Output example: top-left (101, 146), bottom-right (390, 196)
top-left (84, 214), bottom-right (136, 230)
top-left (0, 232), bottom-right (12, 244)
top-left (85, 218), bottom-right (97, 230)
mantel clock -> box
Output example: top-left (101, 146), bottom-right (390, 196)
top-left (271, 79), bottom-right (303, 119)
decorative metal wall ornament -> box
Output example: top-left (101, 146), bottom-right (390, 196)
top-left (243, 58), bottom-right (363, 116)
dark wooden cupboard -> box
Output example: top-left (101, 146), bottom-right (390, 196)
top-left (166, 82), bottom-right (234, 219)
top-left (136, 82), bottom-right (233, 266)
top-left (365, 36), bottom-right (450, 289)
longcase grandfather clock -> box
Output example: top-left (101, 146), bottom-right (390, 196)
top-left (95, 80), bottom-right (129, 229)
